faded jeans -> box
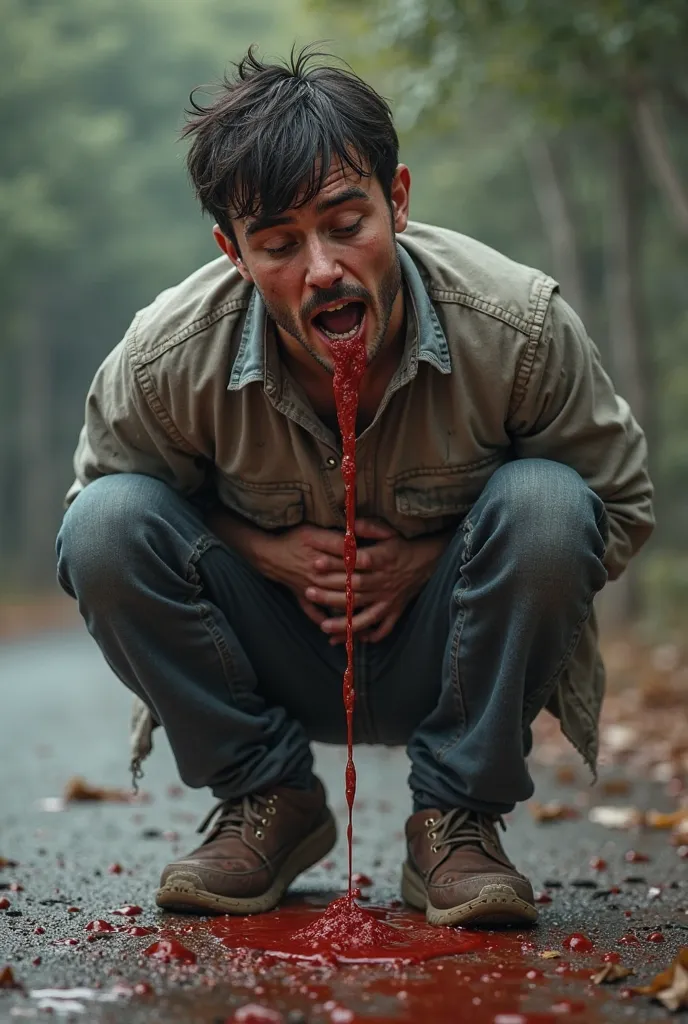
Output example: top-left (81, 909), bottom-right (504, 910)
top-left (56, 459), bottom-right (608, 815)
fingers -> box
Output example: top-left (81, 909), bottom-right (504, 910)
top-left (305, 527), bottom-right (345, 557)
top-left (366, 613), bottom-right (398, 643)
top-left (321, 600), bottom-right (388, 639)
top-left (313, 551), bottom-right (372, 572)
top-left (354, 518), bottom-right (398, 540)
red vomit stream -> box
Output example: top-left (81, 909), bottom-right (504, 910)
top-left (330, 328), bottom-right (367, 895)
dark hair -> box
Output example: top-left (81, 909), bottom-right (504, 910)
top-left (182, 44), bottom-right (399, 240)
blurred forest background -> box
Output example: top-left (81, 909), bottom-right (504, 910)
top-left (1, 0), bottom-right (687, 633)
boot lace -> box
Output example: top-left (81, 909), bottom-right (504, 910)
top-left (424, 808), bottom-right (506, 856)
top-left (198, 793), bottom-right (279, 843)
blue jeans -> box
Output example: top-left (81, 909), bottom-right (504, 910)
top-left (56, 459), bottom-right (607, 816)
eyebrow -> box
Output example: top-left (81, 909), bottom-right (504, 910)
top-left (244, 186), bottom-right (370, 239)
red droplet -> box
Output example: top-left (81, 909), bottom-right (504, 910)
top-left (124, 925), bottom-right (156, 936)
top-left (618, 933), bottom-right (639, 945)
top-left (32, 957), bottom-right (41, 966)
top-left (624, 910), bottom-right (633, 918)
top-left (647, 931), bottom-right (665, 943)
top-left (534, 891), bottom-right (552, 904)
top-left (0, 898), bottom-right (10, 910)
top-left (54, 938), bottom-right (79, 946)
top-left (624, 850), bottom-right (650, 863)
top-left (142, 938), bottom-right (196, 964)
top-left (112, 905), bottom-right (143, 916)
top-left (167, 785), bottom-right (184, 799)
top-left (85, 920), bottom-right (115, 933)
top-left (108, 863), bottom-right (123, 875)
top-left (562, 933), bottom-right (593, 953)
top-left (133, 981), bottom-right (154, 996)
top-left (67, 907), bottom-right (80, 913)
top-left (351, 873), bottom-right (373, 887)
top-left (231, 1005), bottom-right (284, 1023)
top-left (602, 951), bottom-right (621, 963)
top-left (33, 926), bottom-right (45, 935)
top-left (609, 886), bottom-right (621, 894)
top-left (589, 856), bottom-right (607, 871)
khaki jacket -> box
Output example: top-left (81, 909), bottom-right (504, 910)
top-left (68, 221), bottom-right (654, 779)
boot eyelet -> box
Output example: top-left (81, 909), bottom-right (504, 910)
top-left (428, 831), bottom-right (437, 840)
top-left (255, 829), bottom-right (264, 839)
top-left (261, 818), bottom-right (268, 825)
top-left (269, 795), bottom-right (278, 802)
top-left (431, 844), bottom-right (440, 853)
top-left (266, 806), bottom-right (276, 815)
top-left (424, 817), bottom-right (436, 827)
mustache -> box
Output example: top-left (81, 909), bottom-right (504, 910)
top-left (302, 284), bottom-right (372, 320)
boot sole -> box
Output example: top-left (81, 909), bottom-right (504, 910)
top-left (155, 812), bottom-right (337, 915)
top-left (401, 861), bottom-right (538, 927)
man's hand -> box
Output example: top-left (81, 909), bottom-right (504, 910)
top-left (305, 519), bottom-right (453, 644)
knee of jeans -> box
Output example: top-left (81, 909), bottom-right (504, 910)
top-left (56, 473), bottom-right (175, 600)
top-left (485, 459), bottom-right (605, 574)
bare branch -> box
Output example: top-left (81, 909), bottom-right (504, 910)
top-left (634, 91), bottom-right (688, 236)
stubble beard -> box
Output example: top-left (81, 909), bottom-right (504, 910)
top-left (261, 248), bottom-right (402, 375)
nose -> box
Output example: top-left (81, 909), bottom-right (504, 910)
top-left (304, 236), bottom-right (343, 290)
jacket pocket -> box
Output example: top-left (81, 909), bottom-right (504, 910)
top-left (391, 456), bottom-right (503, 518)
top-left (218, 477), bottom-right (309, 529)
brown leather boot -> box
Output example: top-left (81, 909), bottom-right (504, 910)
top-left (402, 807), bottom-right (537, 926)
top-left (156, 778), bottom-right (336, 914)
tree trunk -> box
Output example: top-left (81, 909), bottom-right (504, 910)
top-left (598, 125), bottom-right (651, 628)
top-left (634, 90), bottom-right (688, 237)
top-left (524, 134), bottom-right (588, 320)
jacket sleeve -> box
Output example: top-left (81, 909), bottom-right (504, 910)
top-left (508, 291), bottom-right (654, 580)
top-left (65, 325), bottom-right (206, 508)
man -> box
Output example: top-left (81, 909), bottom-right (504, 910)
top-left (56, 46), bottom-right (654, 928)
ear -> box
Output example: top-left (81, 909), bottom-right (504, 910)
top-left (212, 224), bottom-right (253, 282)
top-left (389, 164), bottom-right (411, 234)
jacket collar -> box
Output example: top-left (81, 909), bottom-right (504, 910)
top-left (227, 242), bottom-right (451, 392)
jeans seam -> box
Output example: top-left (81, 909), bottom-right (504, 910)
top-left (521, 586), bottom-right (596, 725)
top-left (436, 517), bottom-right (472, 761)
top-left (185, 534), bottom-right (243, 704)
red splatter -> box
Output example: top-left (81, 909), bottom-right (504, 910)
top-left (624, 850), bottom-right (650, 863)
top-left (112, 905), bottom-right (143, 916)
top-left (534, 891), bottom-right (552, 904)
top-left (31, 957), bottom-right (41, 966)
top-left (85, 920), bottom-right (115, 933)
top-left (589, 857), bottom-right (607, 871)
top-left (602, 951), bottom-right (621, 963)
top-left (108, 863), bottom-right (123, 875)
top-left (646, 932), bottom-right (665, 942)
top-left (9, 883), bottom-right (23, 892)
top-left (562, 933), bottom-right (593, 953)
top-left (33, 926), bottom-right (45, 935)
top-left (618, 933), bottom-right (639, 945)
top-left (123, 925), bottom-right (157, 936)
top-left (133, 981), bottom-right (155, 996)
top-left (0, 898), bottom-right (10, 910)
top-left (352, 873), bottom-right (373, 887)
top-left (67, 906), bottom-right (81, 913)
top-left (230, 1006), bottom-right (284, 1023)
top-left (143, 938), bottom-right (196, 964)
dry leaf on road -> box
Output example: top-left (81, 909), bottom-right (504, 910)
top-left (633, 948), bottom-right (688, 1012)
top-left (592, 963), bottom-right (634, 984)
top-left (529, 801), bottom-right (579, 823)
top-left (588, 806), bottom-right (642, 829)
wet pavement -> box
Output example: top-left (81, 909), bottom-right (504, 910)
top-left (1, 628), bottom-right (687, 1022)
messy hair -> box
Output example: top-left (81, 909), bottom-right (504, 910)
top-left (182, 44), bottom-right (399, 241)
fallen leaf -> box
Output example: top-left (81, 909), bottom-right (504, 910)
top-left (646, 810), bottom-right (688, 829)
top-left (633, 948), bottom-right (688, 1012)
top-left (600, 778), bottom-right (631, 796)
top-left (0, 965), bottom-right (23, 990)
top-left (588, 806), bottom-right (642, 829)
top-left (540, 950), bottom-right (561, 959)
top-left (63, 777), bottom-right (141, 803)
top-left (529, 801), bottom-right (579, 823)
top-left (592, 963), bottom-right (634, 984)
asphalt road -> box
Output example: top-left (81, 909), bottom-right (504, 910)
top-left (1, 628), bottom-right (687, 1022)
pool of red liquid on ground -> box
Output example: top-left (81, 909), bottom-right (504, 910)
top-left (211, 892), bottom-right (485, 965)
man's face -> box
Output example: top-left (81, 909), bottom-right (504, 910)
top-left (215, 161), bottom-right (411, 373)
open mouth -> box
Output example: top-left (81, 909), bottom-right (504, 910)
top-left (311, 301), bottom-right (366, 344)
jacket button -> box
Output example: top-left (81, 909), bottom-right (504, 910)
top-left (326, 456), bottom-right (338, 468)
